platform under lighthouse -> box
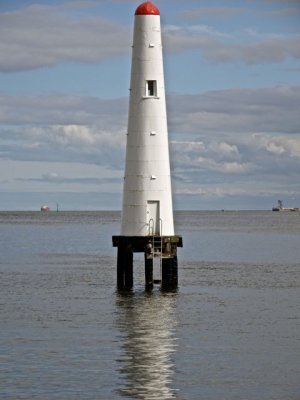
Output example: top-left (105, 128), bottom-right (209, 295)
top-left (112, 1), bottom-right (182, 290)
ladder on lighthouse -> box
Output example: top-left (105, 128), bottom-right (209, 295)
top-left (148, 218), bottom-right (174, 284)
top-left (148, 218), bottom-right (162, 284)
top-left (148, 218), bottom-right (173, 259)
top-left (148, 218), bottom-right (162, 257)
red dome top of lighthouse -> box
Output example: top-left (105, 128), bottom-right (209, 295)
top-left (135, 2), bottom-right (160, 16)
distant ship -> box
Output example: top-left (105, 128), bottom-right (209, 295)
top-left (272, 200), bottom-right (299, 212)
top-left (41, 205), bottom-right (50, 212)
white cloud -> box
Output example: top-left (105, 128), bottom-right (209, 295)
top-left (42, 172), bottom-right (60, 181)
top-left (0, 95), bottom-right (127, 128)
top-left (174, 182), bottom-right (300, 200)
top-left (168, 86), bottom-right (300, 135)
top-left (0, 123), bottom-right (125, 169)
top-left (265, 141), bottom-right (286, 155)
top-left (1, 87), bottom-right (299, 204)
top-left (175, 186), bottom-right (249, 198)
top-left (1, 2), bottom-right (299, 73)
top-left (19, 171), bottom-right (121, 186)
top-left (253, 134), bottom-right (300, 159)
top-left (163, 23), bottom-right (300, 64)
top-left (170, 140), bottom-right (252, 175)
top-left (0, 3), bottom-right (130, 72)
top-left (1, 87), bottom-right (299, 177)
top-left (209, 142), bottom-right (240, 159)
top-left (180, 7), bottom-right (246, 21)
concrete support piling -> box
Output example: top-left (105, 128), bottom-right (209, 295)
top-left (113, 236), bottom-right (182, 291)
top-left (144, 255), bottom-right (153, 288)
top-left (161, 256), bottom-right (178, 289)
top-left (117, 245), bottom-right (133, 291)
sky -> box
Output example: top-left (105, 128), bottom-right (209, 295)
top-left (0, 0), bottom-right (299, 210)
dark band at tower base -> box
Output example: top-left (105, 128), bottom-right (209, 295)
top-left (112, 235), bottom-right (182, 291)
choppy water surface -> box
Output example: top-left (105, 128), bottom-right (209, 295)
top-left (0, 211), bottom-right (299, 399)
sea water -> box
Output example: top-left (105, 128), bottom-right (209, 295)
top-left (0, 211), bottom-right (299, 399)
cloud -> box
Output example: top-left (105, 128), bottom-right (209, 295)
top-left (1, 86), bottom-right (299, 140)
top-left (0, 93), bottom-right (128, 169)
top-left (1, 2), bottom-right (299, 73)
top-left (0, 95), bottom-right (127, 128)
top-left (180, 7), bottom-right (246, 21)
top-left (175, 186), bottom-right (250, 198)
top-left (1, 86), bottom-right (299, 199)
top-left (168, 85), bottom-right (300, 135)
top-left (0, 3), bottom-right (130, 72)
top-left (170, 140), bottom-right (252, 176)
top-left (0, 123), bottom-right (126, 169)
top-left (163, 26), bottom-right (300, 64)
top-left (263, 7), bottom-right (300, 17)
top-left (174, 182), bottom-right (300, 200)
top-left (18, 171), bottom-right (121, 185)
top-left (252, 134), bottom-right (300, 159)
top-left (206, 37), bottom-right (300, 65)
top-left (166, 86), bottom-right (300, 192)
top-left (179, 4), bottom-right (300, 21)
top-left (171, 132), bottom-right (300, 202)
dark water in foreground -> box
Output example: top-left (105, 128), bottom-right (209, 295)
top-left (0, 211), bottom-right (299, 400)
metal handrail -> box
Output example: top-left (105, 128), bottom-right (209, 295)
top-left (148, 218), bottom-right (154, 236)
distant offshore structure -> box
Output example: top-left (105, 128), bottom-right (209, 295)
top-left (40, 204), bottom-right (59, 212)
top-left (272, 200), bottom-right (299, 212)
top-left (112, 1), bottom-right (182, 290)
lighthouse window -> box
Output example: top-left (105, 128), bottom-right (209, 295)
top-left (146, 80), bottom-right (157, 97)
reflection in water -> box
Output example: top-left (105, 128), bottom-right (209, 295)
top-left (116, 291), bottom-right (178, 399)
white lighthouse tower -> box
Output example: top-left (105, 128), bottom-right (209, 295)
top-left (113, 1), bottom-right (182, 290)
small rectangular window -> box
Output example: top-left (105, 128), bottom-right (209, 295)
top-left (146, 80), bottom-right (157, 97)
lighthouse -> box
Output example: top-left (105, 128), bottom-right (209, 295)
top-left (112, 1), bottom-right (182, 290)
